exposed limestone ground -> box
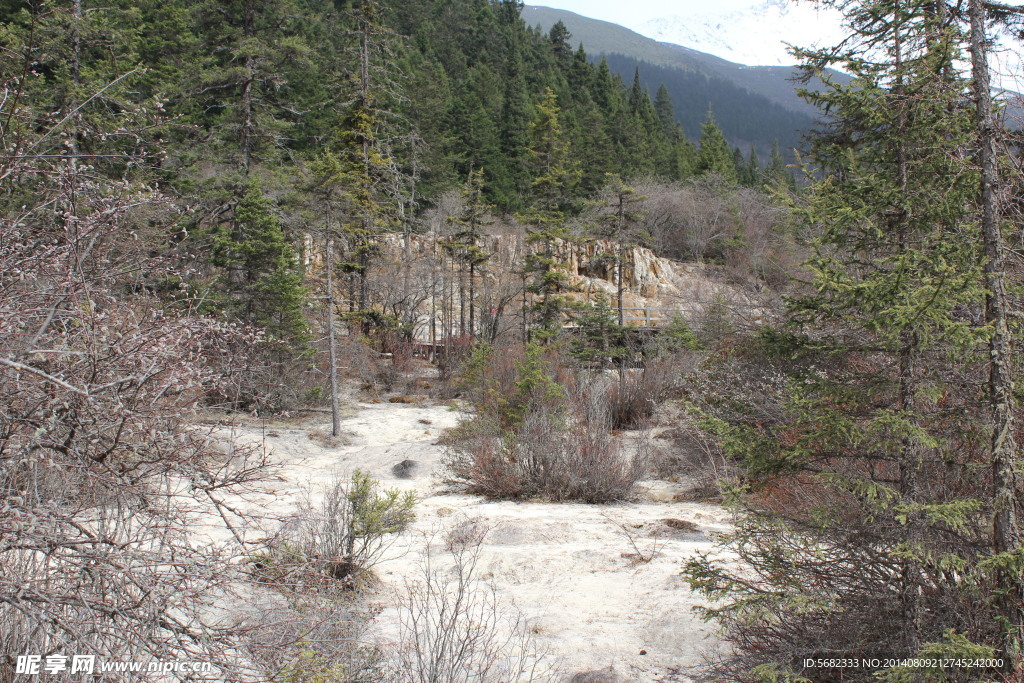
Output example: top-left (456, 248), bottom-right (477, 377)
top-left (206, 401), bottom-right (727, 681)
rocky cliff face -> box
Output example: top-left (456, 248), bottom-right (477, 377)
top-left (457, 233), bottom-right (754, 320)
top-left (305, 231), bottom-right (758, 329)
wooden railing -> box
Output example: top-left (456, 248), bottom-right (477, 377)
top-left (617, 306), bottom-right (693, 327)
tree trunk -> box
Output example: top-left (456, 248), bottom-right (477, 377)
top-left (240, 0), bottom-right (256, 174)
top-left (616, 196), bottom-right (625, 329)
top-left (521, 269), bottom-right (529, 345)
top-left (359, 228), bottom-right (370, 336)
top-left (358, 14), bottom-right (372, 337)
top-left (402, 157), bottom-right (416, 337)
top-left (469, 261), bottom-right (476, 337)
top-left (459, 262), bottom-right (466, 336)
top-left (430, 242), bottom-right (437, 358)
top-left (969, 0), bottom-right (1021, 656)
top-left (891, 7), bottom-right (923, 652)
top-left (71, 0), bottom-right (82, 87)
top-left (326, 235), bottom-right (341, 437)
top-left (616, 240), bottom-right (625, 384)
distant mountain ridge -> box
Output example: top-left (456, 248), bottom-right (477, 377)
top-left (521, 5), bottom-right (843, 159)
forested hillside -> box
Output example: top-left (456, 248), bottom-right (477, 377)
top-left (3, 0), bottom-right (1024, 680)
top-left (0, 0), bottom-right (787, 399)
top-left (600, 54), bottom-right (808, 157)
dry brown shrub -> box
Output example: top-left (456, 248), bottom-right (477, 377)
top-left (602, 353), bottom-right (695, 430)
top-left (442, 344), bottom-right (646, 503)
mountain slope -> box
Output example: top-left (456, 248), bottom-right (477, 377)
top-left (522, 5), bottom-right (832, 116)
top-left (521, 5), bottom-right (844, 157)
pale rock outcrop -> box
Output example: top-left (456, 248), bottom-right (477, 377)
top-left (305, 231), bottom-right (758, 329)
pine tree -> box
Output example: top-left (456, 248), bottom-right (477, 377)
top-left (588, 174), bottom-right (645, 376)
top-left (696, 109), bottom-right (737, 183)
top-left (766, 139), bottom-right (793, 190)
top-left (211, 183), bottom-right (309, 349)
top-left (189, 0), bottom-right (311, 175)
top-left (565, 296), bottom-right (627, 367)
top-left (967, 0), bottom-right (1023, 658)
top-left (441, 168), bottom-right (493, 336)
top-left (741, 146), bottom-right (761, 187)
top-left (620, 69), bottom-right (663, 177)
top-left (497, 49), bottom-right (532, 210)
top-left (520, 88), bottom-right (580, 339)
top-left (547, 20), bottom-right (573, 64)
top-left (683, 0), bottom-right (1013, 677)
top-left (333, 0), bottom-right (407, 335)
top-left (397, 46), bottom-right (456, 202)
top-left (731, 147), bottom-right (745, 181)
top-left (627, 68), bottom-right (646, 114)
top-left (569, 43), bottom-right (591, 93)
top-left (591, 57), bottom-right (618, 113)
top-left (672, 132), bottom-right (699, 179)
top-left (451, 65), bottom-right (505, 180)
top-left (307, 150), bottom-right (351, 436)
top-left (653, 84), bottom-right (676, 137)
top-left (569, 93), bottom-right (617, 194)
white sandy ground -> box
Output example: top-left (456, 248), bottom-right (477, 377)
top-left (198, 400), bottom-right (730, 682)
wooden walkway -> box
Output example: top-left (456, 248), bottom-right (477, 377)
top-left (580, 306), bottom-right (690, 328)
top-left (405, 306), bottom-right (694, 359)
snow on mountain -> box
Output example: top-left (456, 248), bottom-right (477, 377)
top-left (628, 0), bottom-right (845, 67)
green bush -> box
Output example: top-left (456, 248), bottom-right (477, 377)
top-left (257, 470), bottom-right (416, 589)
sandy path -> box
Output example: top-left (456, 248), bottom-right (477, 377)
top-left (222, 401), bottom-right (725, 682)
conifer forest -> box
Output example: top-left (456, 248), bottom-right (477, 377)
top-left (1, 0), bottom-right (1024, 681)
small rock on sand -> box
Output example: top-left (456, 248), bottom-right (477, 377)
top-left (391, 459), bottom-right (418, 478)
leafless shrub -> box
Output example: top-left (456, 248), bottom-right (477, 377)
top-left (632, 177), bottom-right (802, 293)
top-left (435, 334), bottom-right (476, 383)
top-left (0, 51), bottom-right (277, 674)
top-left (390, 523), bottom-right (556, 682)
top-left (309, 428), bottom-right (353, 449)
top-left (654, 417), bottom-right (732, 503)
top-left (633, 176), bottom-right (735, 262)
top-left (443, 517), bottom-right (489, 553)
top-left (566, 669), bottom-right (625, 683)
top-left (240, 477), bottom-right (413, 681)
top-left (243, 593), bottom-right (387, 683)
top-left (726, 187), bottom-right (792, 288)
top-left (332, 334), bottom-right (401, 394)
top-left (446, 395), bottom-right (641, 502)
top-left (443, 346), bottom-right (647, 502)
top-left (602, 354), bottom-right (694, 430)
top-left (368, 253), bottom-right (438, 340)
top-left (602, 514), bottom-right (665, 565)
